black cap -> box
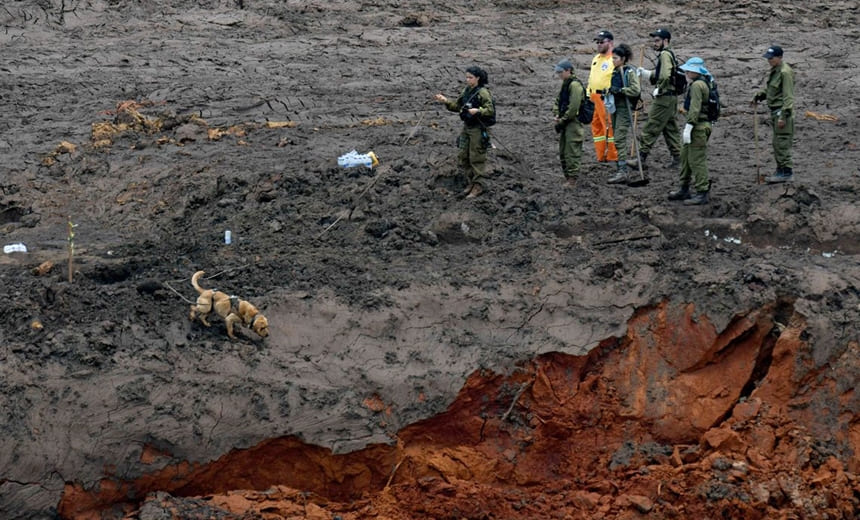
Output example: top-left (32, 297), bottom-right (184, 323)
top-left (649, 28), bottom-right (671, 40)
top-left (763, 45), bottom-right (783, 58)
top-left (594, 30), bottom-right (613, 42)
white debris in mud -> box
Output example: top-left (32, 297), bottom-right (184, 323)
top-left (3, 243), bottom-right (27, 253)
top-left (704, 230), bottom-right (741, 245)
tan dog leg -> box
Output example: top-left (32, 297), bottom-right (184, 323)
top-left (224, 313), bottom-right (241, 339)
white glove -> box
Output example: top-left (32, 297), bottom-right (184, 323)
top-left (652, 87), bottom-right (659, 98)
top-left (637, 67), bottom-right (653, 80)
top-left (683, 123), bottom-right (693, 144)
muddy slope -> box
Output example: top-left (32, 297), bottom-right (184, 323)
top-left (0, 0), bottom-right (858, 518)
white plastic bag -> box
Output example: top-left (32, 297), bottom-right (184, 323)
top-left (3, 243), bottom-right (28, 253)
top-left (338, 150), bottom-right (378, 169)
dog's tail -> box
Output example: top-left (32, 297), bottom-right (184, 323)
top-left (191, 270), bottom-right (206, 294)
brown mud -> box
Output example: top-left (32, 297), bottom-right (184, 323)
top-left (0, 1), bottom-right (858, 519)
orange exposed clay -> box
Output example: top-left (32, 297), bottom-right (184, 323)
top-left (58, 303), bottom-right (860, 519)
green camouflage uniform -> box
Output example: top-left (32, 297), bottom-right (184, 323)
top-left (610, 65), bottom-right (641, 171)
top-left (756, 62), bottom-right (795, 171)
top-left (553, 77), bottom-right (586, 179)
top-left (639, 48), bottom-right (681, 159)
top-left (680, 79), bottom-right (711, 192)
top-left (444, 86), bottom-right (494, 187)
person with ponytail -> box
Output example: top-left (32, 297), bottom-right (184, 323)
top-left (606, 43), bottom-right (642, 185)
top-left (435, 65), bottom-right (495, 199)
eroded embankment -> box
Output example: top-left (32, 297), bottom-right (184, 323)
top-left (59, 301), bottom-right (859, 519)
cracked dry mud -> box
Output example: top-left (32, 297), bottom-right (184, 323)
top-left (1, 1), bottom-right (858, 519)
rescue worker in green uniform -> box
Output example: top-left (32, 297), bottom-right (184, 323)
top-left (552, 59), bottom-right (586, 188)
top-left (606, 43), bottom-right (642, 185)
top-left (435, 65), bottom-right (495, 199)
top-left (669, 57), bottom-right (712, 205)
top-left (631, 28), bottom-right (682, 172)
top-left (752, 45), bottom-right (795, 183)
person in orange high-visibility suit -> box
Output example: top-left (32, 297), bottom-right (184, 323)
top-left (587, 30), bottom-right (618, 163)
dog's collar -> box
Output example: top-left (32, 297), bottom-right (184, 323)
top-left (250, 313), bottom-right (261, 326)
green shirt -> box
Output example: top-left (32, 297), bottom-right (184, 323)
top-left (759, 62), bottom-right (795, 118)
top-left (686, 78), bottom-right (709, 124)
top-left (553, 76), bottom-right (585, 125)
top-left (445, 86), bottom-right (494, 118)
top-left (652, 47), bottom-right (675, 94)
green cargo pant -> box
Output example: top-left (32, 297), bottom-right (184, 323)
top-left (679, 123), bottom-right (711, 192)
top-left (639, 95), bottom-right (681, 159)
top-left (771, 112), bottom-right (794, 169)
top-left (610, 99), bottom-right (634, 163)
top-left (458, 126), bottom-right (488, 185)
top-left (559, 121), bottom-right (585, 179)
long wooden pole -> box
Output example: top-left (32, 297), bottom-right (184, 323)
top-left (753, 102), bottom-right (762, 184)
top-left (631, 45), bottom-right (645, 158)
top-left (67, 217), bottom-right (75, 282)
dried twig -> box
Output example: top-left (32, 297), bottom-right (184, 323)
top-left (385, 458), bottom-right (405, 489)
top-left (162, 281), bottom-right (194, 304)
top-left (163, 264), bottom-right (250, 304)
top-left (501, 380), bottom-right (533, 422)
top-left (67, 216), bottom-right (77, 282)
top-left (592, 229), bottom-right (662, 247)
top-left (318, 165), bottom-right (390, 237)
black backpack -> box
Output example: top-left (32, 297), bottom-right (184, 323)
top-left (666, 50), bottom-right (688, 95)
top-left (572, 79), bottom-right (595, 124)
top-left (686, 77), bottom-right (721, 123)
top-left (482, 95), bottom-right (497, 127)
top-left (705, 77), bottom-right (720, 122)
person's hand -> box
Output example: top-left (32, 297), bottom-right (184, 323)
top-left (434, 93), bottom-right (447, 103)
top-left (468, 108), bottom-right (479, 116)
top-left (609, 85), bottom-right (621, 95)
top-left (554, 120), bottom-right (565, 133)
top-left (637, 68), bottom-right (653, 80)
top-left (652, 87), bottom-right (659, 98)
top-left (777, 119), bottom-right (786, 129)
top-left (683, 123), bottom-right (693, 144)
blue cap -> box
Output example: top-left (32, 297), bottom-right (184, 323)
top-left (679, 57), bottom-right (709, 76)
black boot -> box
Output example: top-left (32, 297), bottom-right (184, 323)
top-left (628, 152), bottom-right (648, 170)
top-left (683, 191), bottom-right (710, 205)
top-left (607, 162), bottom-right (628, 184)
top-left (667, 185), bottom-right (691, 201)
top-left (765, 167), bottom-right (793, 184)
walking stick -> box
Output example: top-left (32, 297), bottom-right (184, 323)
top-left (624, 94), bottom-right (647, 186)
top-left (631, 45), bottom-right (645, 158)
top-left (753, 101), bottom-right (762, 184)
